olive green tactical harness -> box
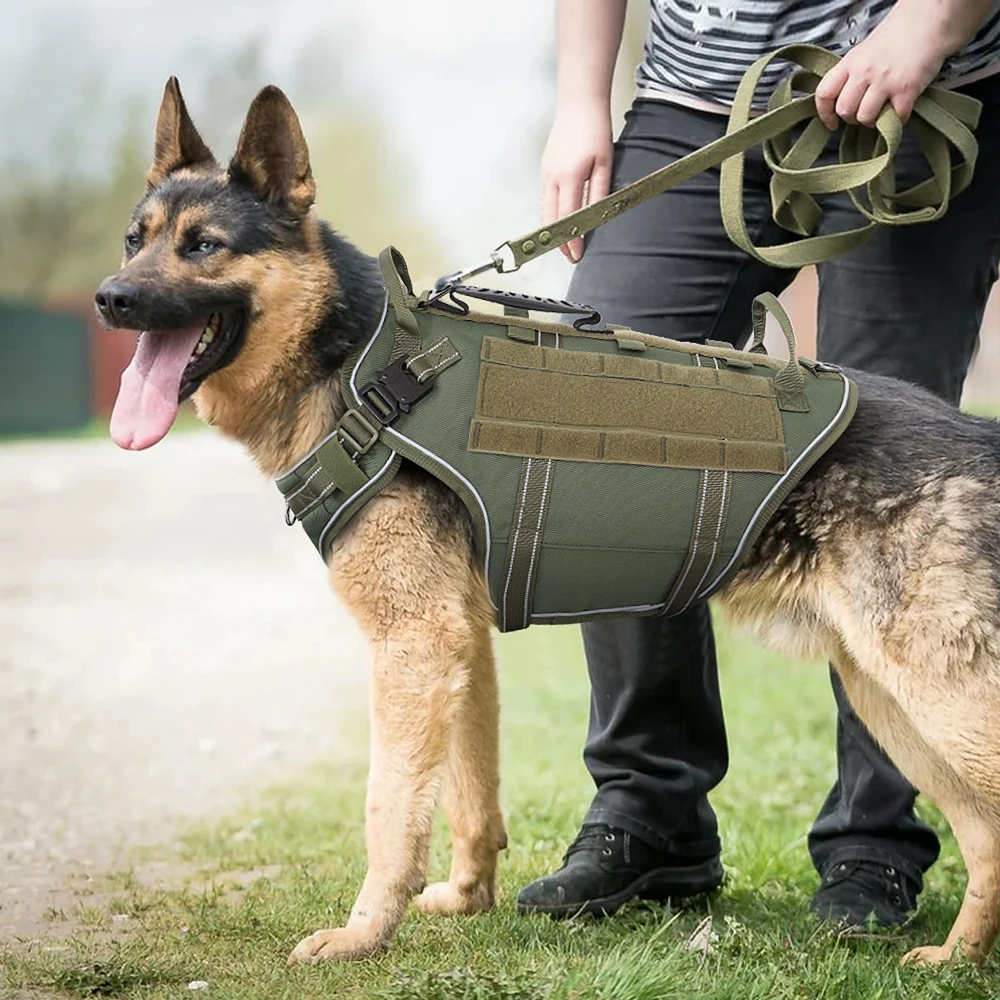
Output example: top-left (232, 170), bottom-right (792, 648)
top-left (275, 45), bottom-right (982, 631)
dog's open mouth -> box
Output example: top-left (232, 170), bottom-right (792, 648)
top-left (110, 310), bottom-right (244, 451)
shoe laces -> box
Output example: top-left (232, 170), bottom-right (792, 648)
top-left (564, 824), bottom-right (619, 860)
top-left (824, 859), bottom-right (916, 909)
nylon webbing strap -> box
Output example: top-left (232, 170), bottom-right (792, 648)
top-left (378, 246), bottom-right (422, 360)
top-left (495, 44), bottom-right (981, 272)
top-left (283, 437), bottom-right (365, 523)
top-left (500, 457), bottom-right (555, 632)
top-left (405, 337), bottom-right (461, 383)
top-left (662, 468), bottom-right (732, 616)
top-left (748, 292), bottom-right (808, 411)
top-left (282, 409), bottom-right (377, 524)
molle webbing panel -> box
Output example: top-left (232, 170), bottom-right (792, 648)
top-left (468, 337), bottom-right (787, 474)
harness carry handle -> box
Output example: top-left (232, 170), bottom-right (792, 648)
top-left (379, 246), bottom-right (422, 361)
top-left (433, 284), bottom-right (603, 330)
top-left (491, 44), bottom-right (981, 273)
top-left (749, 292), bottom-right (807, 411)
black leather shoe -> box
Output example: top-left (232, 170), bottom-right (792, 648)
top-left (810, 858), bottom-right (921, 927)
top-left (517, 823), bottom-right (723, 918)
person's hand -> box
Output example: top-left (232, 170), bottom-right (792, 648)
top-left (814, 6), bottom-right (950, 128)
top-left (541, 103), bottom-right (613, 263)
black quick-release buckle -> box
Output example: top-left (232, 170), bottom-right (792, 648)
top-left (358, 357), bottom-right (434, 426)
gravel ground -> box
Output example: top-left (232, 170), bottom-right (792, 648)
top-left (0, 430), bottom-right (369, 940)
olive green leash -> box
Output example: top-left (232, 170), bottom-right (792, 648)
top-left (433, 43), bottom-right (981, 291)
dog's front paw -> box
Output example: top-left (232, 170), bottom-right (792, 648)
top-left (414, 880), bottom-right (493, 916)
top-left (900, 944), bottom-right (955, 966)
top-left (287, 925), bottom-right (385, 964)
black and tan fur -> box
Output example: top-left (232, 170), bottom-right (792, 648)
top-left (95, 80), bottom-right (1000, 967)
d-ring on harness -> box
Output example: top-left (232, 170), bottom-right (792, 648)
top-left (276, 45), bottom-right (981, 630)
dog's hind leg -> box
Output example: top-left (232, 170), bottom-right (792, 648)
top-left (416, 597), bottom-right (507, 916)
top-left (288, 481), bottom-right (486, 964)
top-left (833, 649), bottom-right (1000, 964)
top-left (903, 806), bottom-right (1000, 965)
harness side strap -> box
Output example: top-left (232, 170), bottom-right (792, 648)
top-left (282, 408), bottom-right (379, 524)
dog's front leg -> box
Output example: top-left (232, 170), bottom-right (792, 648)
top-left (288, 483), bottom-right (481, 964)
top-left (416, 606), bottom-right (507, 916)
top-left (288, 626), bottom-right (458, 963)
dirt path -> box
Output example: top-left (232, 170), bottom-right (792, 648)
top-left (0, 431), bottom-right (369, 940)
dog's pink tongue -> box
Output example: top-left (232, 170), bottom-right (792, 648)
top-left (110, 325), bottom-right (205, 450)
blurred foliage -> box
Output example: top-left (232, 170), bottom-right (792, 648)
top-left (0, 38), bottom-right (441, 303)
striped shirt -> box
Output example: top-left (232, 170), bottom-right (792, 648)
top-left (635, 0), bottom-right (1000, 111)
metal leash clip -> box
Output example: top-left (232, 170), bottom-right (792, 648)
top-left (423, 244), bottom-right (518, 306)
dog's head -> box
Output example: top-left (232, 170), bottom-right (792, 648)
top-left (97, 79), bottom-right (334, 451)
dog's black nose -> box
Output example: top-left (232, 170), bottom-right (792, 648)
top-left (94, 280), bottom-right (138, 324)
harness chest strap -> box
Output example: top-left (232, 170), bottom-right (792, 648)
top-left (277, 290), bottom-right (461, 548)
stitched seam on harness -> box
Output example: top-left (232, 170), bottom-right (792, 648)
top-left (283, 465), bottom-right (324, 506)
top-left (683, 358), bottom-right (729, 607)
top-left (522, 459), bottom-right (553, 623)
top-left (668, 469), bottom-right (709, 604)
top-left (408, 339), bottom-right (447, 363)
top-left (417, 351), bottom-right (460, 377)
top-left (502, 458), bottom-right (533, 631)
top-left (293, 478), bottom-right (339, 519)
top-left (683, 470), bottom-right (730, 612)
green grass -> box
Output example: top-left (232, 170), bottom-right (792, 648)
top-left (3, 620), bottom-right (996, 999)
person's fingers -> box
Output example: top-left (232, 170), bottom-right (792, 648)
top-left (815, 63), bottom-right (849, 129)
top-left (588, 159), bottom-right (612, 205)
top-left (557, 167), bottom-right (587, 263)
top-left (856, 83), bottom-right (890, 127)
top-left (889, 84), bottom-right (918, 124)
top-left (569, 159), bottom-right (612, 263)
top-left (835, 74), bottom-right (869, 124)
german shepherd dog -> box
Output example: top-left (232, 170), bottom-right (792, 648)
top-left (95, 79), bottom-right (1000, 968)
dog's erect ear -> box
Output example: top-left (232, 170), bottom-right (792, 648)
top-left (228, 86), bottom-right (316, 217)
top-left (147, 78), bottom-right (217, 188)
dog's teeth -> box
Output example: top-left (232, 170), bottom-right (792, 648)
top-left (208, 314), bottom-right (221, 333)
top-left (203, 329), bottom-right (215, 344)
top-left (195, 342), bottom-right (206, 355)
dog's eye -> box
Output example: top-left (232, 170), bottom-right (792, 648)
top-left (124, 232), bottom-right (141, 254)
top-left (190, 239), bottom-right (221, 257)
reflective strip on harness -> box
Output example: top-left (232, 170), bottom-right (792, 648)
top-left (500, 457), bottom-right (555, 632)
top-left (662, 467), bottom-right (732, 616)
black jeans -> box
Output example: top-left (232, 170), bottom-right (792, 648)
top-left (567, 75), bottom-right (1000, 881)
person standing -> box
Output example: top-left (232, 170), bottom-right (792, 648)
top-left (518, 0), bottom-right (1000, 925)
